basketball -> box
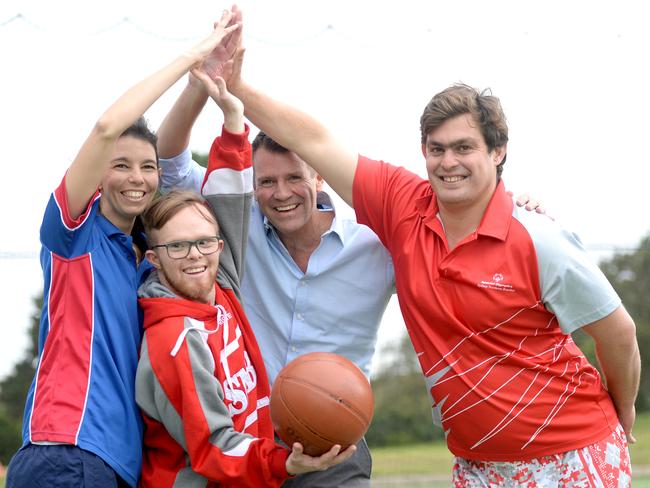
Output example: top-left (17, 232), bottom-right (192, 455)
top-left (270, 352), bottom-right (374, 456)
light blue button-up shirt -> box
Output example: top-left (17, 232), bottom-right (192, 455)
top-left (160, 148), bottom-right (395, 384)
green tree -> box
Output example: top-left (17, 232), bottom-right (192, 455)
top-left (192, 151), bottom-right (208, 168)
top-left (0, 405), bottom-right (21, 465)
top-left (366, 334), bottom-right (443, 447)
top-left (0, 294), bottom-right (40, 464)
top-left (581, 234), bottom-right (650, 411)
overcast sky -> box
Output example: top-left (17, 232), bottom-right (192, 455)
top-left (1, 0), bottom-right (649, 379)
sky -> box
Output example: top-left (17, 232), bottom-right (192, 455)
top-left (0, 0), bottom-right (649, 380)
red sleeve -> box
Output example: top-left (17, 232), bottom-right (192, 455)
top-left (55, 173), bottom-right (100, 229)
top-left (352, 155), bottom-right (429, 251)
top-left (201, 124), bottom-right (253, 191)
top-left (200, 125), bottom-right (254, 289)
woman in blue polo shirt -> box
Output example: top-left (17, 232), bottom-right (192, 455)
top-left (6, 10), bottom-right (241, 488)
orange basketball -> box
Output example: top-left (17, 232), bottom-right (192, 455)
top-left (270, 352), bottom-right (374, 456)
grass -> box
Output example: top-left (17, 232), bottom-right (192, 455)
top-left (631, 412), bottom-right (650, 466)
top-left (371, 441), bottom-right (454, 477)
top-left (371, 411), bottom-right (650, 486)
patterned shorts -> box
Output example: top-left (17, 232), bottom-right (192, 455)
top-left (452, 425), bottom-right (631, 487)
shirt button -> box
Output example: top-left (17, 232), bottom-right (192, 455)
top-left (291, 346), bottom-right (297, 352)
top-left (296, 313), bottom-right (303, 321)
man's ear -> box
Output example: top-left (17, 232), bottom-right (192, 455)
top-left (493, 144), bottom-right (507, 166)
top-left (145, 249), bottom-right (161, 269)
top-left (421, 144), bottom-right (427, 158)
top-left (315, 173), bottom-right (325, 192)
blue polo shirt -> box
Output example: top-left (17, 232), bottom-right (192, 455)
top-left (21, 177), bottom-right (151, 487)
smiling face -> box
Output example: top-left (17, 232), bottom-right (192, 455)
top-left (253, 147), bottom-right (323, 240)
top-left (99, 135), bottom-right (159, 233)
top-left (145, 204), bottom-right (223, 305)
top-left (422, 113), bottom-right (506, 212)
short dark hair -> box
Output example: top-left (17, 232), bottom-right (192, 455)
top-left (121, 116), bottom-right (158, 164)
top-left (251, 131), bottom-right (289, 155)
top-left (251, 131), bottom-right (316, 177)
top-left (420, 84), bottom-right (509, 178)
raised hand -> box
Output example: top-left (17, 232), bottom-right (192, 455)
top-left (199, 5), bottom-right (243, 80)
top-left (192, 69), bottom-right (244, 133)
top-left (221, 46), bottom-right (246, 90)
top-left (186, 9), bottom-right (241, 68)
top-left (285, 442), bottom-right (357, 476)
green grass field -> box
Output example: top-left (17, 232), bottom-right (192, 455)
top-left (1, 413), bottom-right (649, 487)
top-left (370, 412), bottom-right (650, 486)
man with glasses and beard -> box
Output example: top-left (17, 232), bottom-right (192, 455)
top-left (134, 73), bottom-right (353, 488)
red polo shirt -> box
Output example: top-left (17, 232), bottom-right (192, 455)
top-left (353, 156), bottom-right (621, 461)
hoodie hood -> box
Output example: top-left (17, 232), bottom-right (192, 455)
top-left (138, 270), bottom-right (218, 331)
top-left (138, 269), bottom-right (176, 300)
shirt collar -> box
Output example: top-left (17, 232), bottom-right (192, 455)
top-left (96, 203), bottom-right (150, 250)
top-left (415, 180), bottom-right (513, 242)
top-left (477, 181), bottom-right (513, 240)
top-left (263, 190), bottom-right (344, 243)
top-left (97, 210), bottom-right (129, 238)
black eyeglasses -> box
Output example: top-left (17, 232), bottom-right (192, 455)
top-left (152, 236), bottom-right (222, 259)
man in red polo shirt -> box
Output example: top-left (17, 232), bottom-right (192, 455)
top-left (221, 45), bottom-right (640, 486)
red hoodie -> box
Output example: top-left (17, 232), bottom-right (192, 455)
top-left (135, 126), bottom-right (290, 487)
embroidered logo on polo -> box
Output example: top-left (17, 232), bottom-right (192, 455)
top-left (477, 273), bottom-right (515, 292)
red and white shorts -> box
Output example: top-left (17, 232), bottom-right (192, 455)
top-left (453, 425), bottom-right (631, 487)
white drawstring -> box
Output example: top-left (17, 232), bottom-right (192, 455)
top-left (168, 305), bottom-right (242, 412)
top-left (170, 316), bottom-right (222, 357)
top-left (217, 304), bottom-right (238, 395)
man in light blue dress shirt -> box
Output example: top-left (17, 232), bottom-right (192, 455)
top-left (156, 73), bottom-right (394, 487)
